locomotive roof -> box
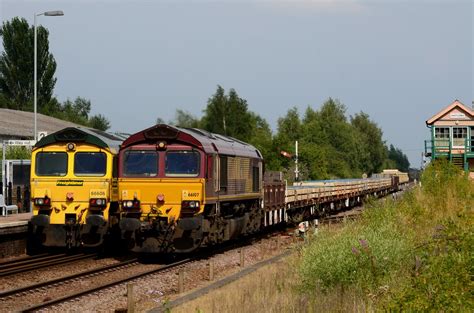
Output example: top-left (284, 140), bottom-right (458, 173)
top-left (122, 124), bottom-right (262, 159)
top-left (35, 127), bottom-right (125, 152)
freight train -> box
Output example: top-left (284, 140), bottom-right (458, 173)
top-left (28, 127), bottom-right (126, 252)
top-left (116, 124), bottom-right (406, 253)
top-left (27, 125), bottom-right (408, 254)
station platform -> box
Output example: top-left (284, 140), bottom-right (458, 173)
top-left (0, 212), bottom-right (31, 229)
top-left (0, 213), bottom-right (31, 258)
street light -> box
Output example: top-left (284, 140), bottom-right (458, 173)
top-left (34, 10), bottom-right (64, 142)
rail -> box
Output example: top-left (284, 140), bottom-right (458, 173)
top-left (425, 138), bottom-right (473, 170)
top-left (0, 253), bottom-right (98, 277)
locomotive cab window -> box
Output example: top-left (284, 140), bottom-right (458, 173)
top-left (74, 152), bottom-right (107, 176)
top-left (165, 151), bottom-right (200, 176)
top-left (123, 150), bottom-right (158, 176)
top-left (35, 152), bottom-right (68, 176)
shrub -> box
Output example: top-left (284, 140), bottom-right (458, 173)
top-left (297, 161), bottom-right (473, 310)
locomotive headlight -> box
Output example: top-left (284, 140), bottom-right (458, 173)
top-left (34, 197), bottom-right (51, 207)
top-left (182, 201), bottom-right (200, 209)
top-left (123, 200), bottom-right (140, 209)
top-left (66, 142), bottom-right (76, 151)
top-left (89, 198), bottom-right (107, 208)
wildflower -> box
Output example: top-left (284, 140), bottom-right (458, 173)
top-left (359, 239), bottom-right (368, 250)
top-left (351, 246), bottom-right (360, 255)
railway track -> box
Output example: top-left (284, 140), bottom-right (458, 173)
top-left (12, 229), bottom-right (285, 312)
top-left (20, 257), bottom-right (193, 312)
top-left (2, 204), bottom-right (384, 311)
top-left (0, 257), bottom-right (140, 298)
top-left (0, 253), bottom-right (50, 268)
top-left (0, 253), bottom-right (99, 277)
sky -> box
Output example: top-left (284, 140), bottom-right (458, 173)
top-left (0, 0), bottom-right (473, 168)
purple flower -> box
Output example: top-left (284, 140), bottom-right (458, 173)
top-left (359, 239), bottom-right (368, 249)
top-left (351, 246), bottom-right (360, 255)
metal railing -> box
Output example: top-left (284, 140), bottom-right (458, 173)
top-left (425, 138), bottom-right (473, 171)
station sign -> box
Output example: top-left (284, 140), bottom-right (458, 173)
top-left (4, 140), bottom-right (36, 146)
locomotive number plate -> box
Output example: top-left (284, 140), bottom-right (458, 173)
top-left (182, 190), bottom-right (200, 199)
top-left (90, 189), bottom-right (107, 197)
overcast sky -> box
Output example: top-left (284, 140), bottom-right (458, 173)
top-left (1, 0), bottom-right (473, 167)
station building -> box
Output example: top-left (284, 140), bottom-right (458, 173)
top-left (425, 100), bottom-right (474, 178)
top-left (0, 108), bottom-right (79, 141)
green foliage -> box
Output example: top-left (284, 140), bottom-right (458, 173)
top-left (201, 85), bottom-right (254, 142)
top-left (88, 114), bottom-right (111, 131)
top-left (46, 97), bottom-right (111, 130)
top-left (172, 109), bottom-right (200, 128)
top-left (168, 88), bottom-right (408, 178)
top-left (298, 200), bottom-right (408, 293)
top-left (275, 99), bottom-right (391, 180)
top-left (0, 146), bottom-right (32, 159)
top-left (0, 146), bottom-right (32, 178)
top-left (387, 144), bottom-right (410, 172)
top-left (0, 17), bottom-right (57, 111)
top-left (0, 17), bottom-right (111, 131)
top-left (297, 161), bottom-right (473, 311)
top-left (351, 112), bottom-right (387, 174)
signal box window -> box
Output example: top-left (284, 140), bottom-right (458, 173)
top-left (74, 152), bottom-right (106, 176)
top-left (35, 152), bottom-right (68, 176)
top-left (123, 151), bottom-right (158, 176)
top-left (165, 151), bottom-right (200, 176)
top-left (434, 127), bottom-right (449, 139)
top-left (453, 127), bottom-right (467, 147)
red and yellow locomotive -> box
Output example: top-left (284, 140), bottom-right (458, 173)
top-left (118, 124), bottom-right (263, 253)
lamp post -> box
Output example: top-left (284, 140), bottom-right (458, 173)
top-left (34, 10), bottom-right (63, 142)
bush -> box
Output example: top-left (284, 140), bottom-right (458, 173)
top-left (297, 161), bottom-right (473, 311)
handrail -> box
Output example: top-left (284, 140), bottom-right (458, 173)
top-left (425, 138), bottom-right (472, 171)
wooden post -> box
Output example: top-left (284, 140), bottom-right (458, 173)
top-left (209, 260), bottom-right (214, 281)
top-left (127, 283), bottom-right (135, 313)
top-left (178, 268), bottom-right (184, 293)
top-left (240, 248), bottom-right (245, 267)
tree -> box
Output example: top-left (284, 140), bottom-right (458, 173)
top-left (351, 112), bottom-right (387, 174)
top-left (202, 85), bottom-right (227, 134)
top-left (387, 144), bottom-right (410, 172)
top-left (0, 17), bottom-right (57, 111)
top-left (89, 114), bottom-right (110, 131)
top-left (201, 86), bottom-right (254, 142)
top-left (172, 109), bottom-right (200, 128)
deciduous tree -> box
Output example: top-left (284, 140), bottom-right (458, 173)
top-left (0, 17), bottom-right (57, 111)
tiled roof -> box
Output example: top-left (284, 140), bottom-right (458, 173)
top-left (426, 100), bottom-right (474, 125)
top-left (0, 109), bottom-right (80, 138)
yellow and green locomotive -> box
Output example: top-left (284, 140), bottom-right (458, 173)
top-left (28, 127), bottom-right (124, 252)
top-left (118, 124), bottom-right (263, 253)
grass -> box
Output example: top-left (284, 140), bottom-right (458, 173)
top-left (171, 161), bottom-right (473, 312)
top-left (299, 160), bottom-right (473, 311)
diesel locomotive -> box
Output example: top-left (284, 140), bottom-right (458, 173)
top-left (118, 124), bottom-right (264, 253)
top-left (28, 127), bottom-right (125, 252)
